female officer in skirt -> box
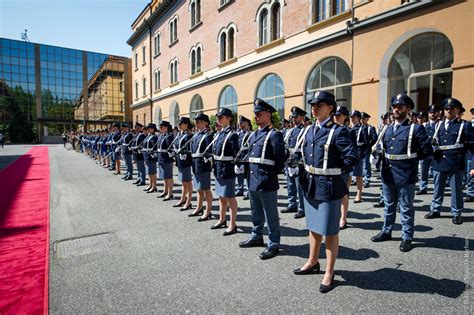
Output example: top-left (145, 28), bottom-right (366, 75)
top-left (173, 117), bottom-right (194, 210)
top-left (211, 107), bottom-right (239, 236)
top-left (142, 123), bottom-right (159, 193)
top-left (189, 113), bottom-right (214, 221)
top-left (293, 91), bottom-right (357, 294)
top-left (156, 121), bottom-right (175, 200)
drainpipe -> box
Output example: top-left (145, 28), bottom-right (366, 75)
top-left (145, 3), bottom-right (153, 124)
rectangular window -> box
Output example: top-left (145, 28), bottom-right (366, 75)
top-left (154, 35), bottom-right (160, 56)
top-left (134, 53), bottom-right (138, 69)
top-left (142, 46), bottom-right (146, 64)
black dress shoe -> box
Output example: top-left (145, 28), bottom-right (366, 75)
top-left (124, 177), bottom-right (133, 181)
top-left (223, 226), bottom-right (238, 236)
top-left (121, 175), bottom-right (128, 179)
top-left (399, 239), bottom-right (413, 252)
top-left (339, 223), bottom-right (348, 230)
top-left (353, 199), bottom-right (362, 204)
top-left (293, 262), bottom-right (320, 275)
top-left (163, 195), bottom-right (174, 201)
top-left (210, 221), bottom-right (227, 229)
top-left (464, 196), bottom-right (474, 202)
top-left (197, 214), bottom-right (213, 222)
top-left (364, 183), bottom-right (370, 188)
top-left (173, 201), bottom-right (186, 207)
top-left (136, 183), bottom-right (147, 186)
top-left (235, 191), bottom-right (244, 197)
top-left (259, 247), bottom-right (279, 260)
top-left (133, 180), bottom-right (141, 185)
top-left (373, 201), bottom-right (385, 208)
top-left (424, 211), bottom-right (440, 219)
top-left (239, 238), bottom-right (265, 248)
top-left (281, 207), bottom-right (298, 213)
top-left (143, 187), bottom-right (152, 191)
top-left (294, 212), bottom-right (305, 219)
top-left (416, 190), bottom-right (428, 195)
top-left (157, 192), bottom-right (167, 198)
top-left (180, 204), bottom-right (193, 211)
top-left (188, 209), bottom-right (203, 217)
top-left (319, 274), bottom-right (336, 294)
top-left (371, 231), bottom-right (392, 242)
top-left (243, 195), bottom-right (249, 200)
top-left (452, 215), bottom-right (463, 225)
top-left (146, 188), bottom-right (157, 193)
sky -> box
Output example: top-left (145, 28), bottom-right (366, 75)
top-left (0, 0), bottom-right (148, 57)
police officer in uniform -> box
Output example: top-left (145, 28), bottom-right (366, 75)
top-left (425, 97), bottom-right (474, 225)
top-left (349, 110), bottom-right (369, 202)
top-left (282, 106), bottom-right (307, 219)
top-left (173, 117), bottom-right (194, 210)
top-left (465, 108), bottom-right (474, 202)
top-left (142, 123), bottom-right (159, 193)
top-left (361, 112), bottom-right (377, 188)
top-left (417, 105), bottom-right (440, 195)
top-left (110, 122), bottom-right (122, 174)
top-left (371, 93), bottom-right (432, 252)
top-left (131, 122), bottom-right (147, 186)
top-left (120, 123), bottom-right (134, 180)
top-left (236, 115), bottom-right (252, 199)
top-left (157, 121), bottom-right (175, 200)
top-left (293, 91), bottom-right (357, 294)
top-left (189, 113), bottom-right (214, 220)
top-left (239, 99), bottom-right (287, 260)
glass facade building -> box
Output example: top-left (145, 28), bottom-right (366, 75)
top-left (0, 38), bottom-right (131, 142)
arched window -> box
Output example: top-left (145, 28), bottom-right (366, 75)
top-left (170, 59), bottom-right (178, 84)
top-left (154, 106), bottom-right (162, 125)
top-left (228, 28), bottom-right (235, 59)
top-left (220, 32), bottom-right (227, 62)
top-left (271, 2), bottom-right (281, 41)
top-left (189, 94), bottom-right (203, 119)
top-left (191, 50), bottom-right (196, 74)
top-left (142, 77), bottom-right (147, 96)
top-left (259, 9), bottom-right (269, 46)
top-left (191, 2), bottom-right (196, 27)
top-left (134, 52), bottom-right (138, 70)
top-left (134, 80), bottom-right (138, 99)
top-left (170, 101), bottom-right (180, 127)
top-left (190, 0), bottom-right (201, 28)
top-left (219, 85), bottom-right (238, 114)
top-left (305, 57), bottom-right (352, 112)
top-left (154, 33), bottom-right (160, 56)
top-left (190, 45), bottom-right (202, 75)
top-left (196, 46), bottom-right (201, 72)
top-left (169, 16), bottom-right (178, 44)
top-left (154, 69), bottom-right (161, 91)
top-left (142, 46), bottom-right (146, 64)
top-left (312, 0), bottom-right (349, 23)
top-left (256, 73), bottom-right (285, 119)
top-left (388, 32), bottom-right (453, 112)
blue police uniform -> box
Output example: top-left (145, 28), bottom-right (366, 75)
top-left (120, 127), bottom-right (134, 179)
top-left (191, 128), bottom-right (213, 190)
top-left (132, 130), bottom-right (147, 184)
top-left (465, 116), bottom-right (474, 200)
top-left (363, 122), bottom-right (378, 185)
top-left (428, 98), bottom-right (474, 223)
top-left (174, 131), bottom-right (193, 182)
top-left (301, 116), bottom-right (357, 236)
top-left (241, 99), bottom-right (287, 257)
top-left (110, 129), bottom-right (121, 168)
top-left (236, 128), bottom-right (252, 196)
top-left (157, 131), bottom-right (174, 180)
top-left (212, 125), bottom-right (239, 198)
top-left (142, 132), bottom-right (158, 176)
top-left (419, 108), bottom-right (439, 193)
top-left (372, 93), bottom-right (432, 251)
top-left (350, 113), bottom-right (369, 177)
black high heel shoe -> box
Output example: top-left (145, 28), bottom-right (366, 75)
top-left (223, 226), bottom-right (238, 236)
top-left (173, 200), bottom-right (186, 207)
top-left (197, 213), bottom-right (212, 222)
top-left (188, 209), bottom-right (203, 217)
top-left (157, 192), bottom-right (167, 198)
top-left (319, 274), bottom-right (336, 294)
top-left (143, 187), bottom-right (152, 192)
top-left (293, 262), bottom-right (320, 275)
top-left (180, 204), bottom-right (193, 211)
top-left (210, 221), bottom-right (227, 229)
top-left (163, 195), bottom-right (174, 201)
top-left (146, 188), bottom-right (157, 193)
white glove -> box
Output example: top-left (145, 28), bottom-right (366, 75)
top-left (288, 167), bottom-right (299, 177)
top-left (204, 157), bottom-right (211, 164)
top-left (168, 151), bottom-right (176, 158)
top-left (115, 148), bottom-right (120, 153)
top-left (179, 154), bottom-right (186, 160)
top-left (234, 165), bottom-right (241, 174)
top-left (239, 165), bottom-right (245, 174)
top-left (370, 154), bottom-right (379, 165)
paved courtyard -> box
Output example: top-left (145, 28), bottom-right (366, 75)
top-left (1, 145), bottom-right (473, 313)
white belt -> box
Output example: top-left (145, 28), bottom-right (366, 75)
top-left (304, 164), bottom-right (341, 175)
top-left (384, 152), bottom-right (418, 160)
top-left (356, 142), bottom-right (365, 146)
top-left (438, 144), bottom-right (464, 150)
top-left (192, 153), bottom-right (205, 158)
top-left (157, 149), bottom-right (168, 153)
top-left (213, 154), bottom-right (233, 161)
top-left (248, 157), bottom-right (276, 166)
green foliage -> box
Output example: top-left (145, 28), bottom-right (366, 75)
top-left (251, 111), bottom-right (282, 130)
top-left (207, 111), bottom-right (237, 131)
top-left (1, 86), bottom-right (35, 143)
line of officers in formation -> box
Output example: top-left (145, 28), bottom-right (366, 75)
top-left (74, 91), bottom-right (474, 293)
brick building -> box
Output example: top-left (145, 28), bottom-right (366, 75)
top-left (127, 0), bottom-right (474, 127)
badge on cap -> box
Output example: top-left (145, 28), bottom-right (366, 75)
top-left (315, 91), bottom-right (320, 97)
top-left (397, 94), bottom-right (402, 100)
top-left (448, 98), bottom-right (452, 104)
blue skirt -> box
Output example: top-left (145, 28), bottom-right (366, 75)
top-left (178, 166), bottom-right (192, 182)
top-left (113, 151), bottom-right (121, 161)
top-left (158, 162), bottom-right (173, 180)
top-left (352, 159), bottom-right (363, 177)
top-left (341, 173), bottom-right (350, 188)
top-left (146, 160), bottom-right (157, 175)
top-left (193, 172), bottom-right (211, 190)
top-left (304, 196), bottom-right (341, 236)
top-left (215, 177), bottom-right (235, 198)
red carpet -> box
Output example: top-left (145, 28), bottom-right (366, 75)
top-left (0, 147), bottom-right (50, 314)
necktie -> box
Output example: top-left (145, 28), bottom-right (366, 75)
top-left (313, 124), bottom-right (320, 136)
top-left (394, 124), bottom-right (398, 132)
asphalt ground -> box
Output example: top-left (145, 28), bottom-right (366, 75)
top-left (7, 145), bottom-right (473, 313)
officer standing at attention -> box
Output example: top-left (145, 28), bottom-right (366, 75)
top-left (131, 122), bottom-right (147, 186)
top-left (189, 113), bottom-right (214, 221)
top-left (239, 99), bottom-right (287, 260)
top-left (361, 112), bottom-right (377, 188)
top-left (110, 122), bottom-right (122, 174)
top-left (142, 123), bottom-right (159, 193)
top-left (282, 106), bottom-right (307, 219)
top-left (465, 108), bottom-right (474, 202)
top-left (349, 110), bottom-right (368, 203)
top-left (281, 119), bottom-right (291, 138)
top-left (425, 98), bottom-right (474, 225)
top-left (417, 105), bottom-right (440, 195)
top-left (120, 123), bottom-right (134, 180)
top-left (157, 121), bottom-right (175, 200)
top-left (236, 115), bottom-right (252, 199)
top-left (173, 117), bottom-right (194, 211)
top-left (371, 93), bottom-right (432, 252)
top-left (293, 91), bottom-right (356, 294)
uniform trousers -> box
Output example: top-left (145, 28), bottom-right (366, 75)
top-left (249, 190), bottom-right (281, 249)
top-left (430, 170), bottom-right (464, 216)
top-left (382, 183), bottom-right (415, 241)
top-left (419, 156), bottom-right (433, 192)
top-left (124, 154), bottom-right (133, 177)
top-left (286, 170), bottom-right (304, 213)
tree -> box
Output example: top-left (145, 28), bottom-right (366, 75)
top-left (251, 111), bottom-right (282, 130)
top-left (3, 86), bottom-right (35, 143)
